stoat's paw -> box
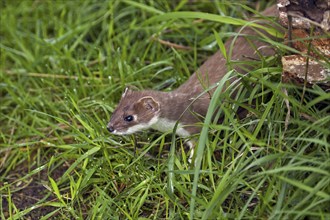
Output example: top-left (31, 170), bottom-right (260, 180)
top-left (186, 140), bottom-right (195, 164)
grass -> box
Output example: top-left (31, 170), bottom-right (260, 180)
top-left (1, 0), bottom-right (329, 219)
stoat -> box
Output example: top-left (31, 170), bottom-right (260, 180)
top-left (107, 5), bottom-right (281, 152)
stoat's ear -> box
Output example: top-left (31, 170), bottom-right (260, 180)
top-left (122, 87), bottom-right (130, 98)
top-left (137, 96), bottom-right (160, 112)
top-left (122, 85), bottom-right (139, 98)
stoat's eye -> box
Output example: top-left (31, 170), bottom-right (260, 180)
top-left (124, 115), bottom-right (134, 122)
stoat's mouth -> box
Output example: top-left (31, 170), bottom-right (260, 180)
top-left (107, 126), bottom-right (130, 135)
top-left (107, 120), bottom-right (153, 136)
top-left (107, 125), bottom-right (140, 136)
top-left (107, 122), bottom-right (131, 135)
top-left (111, 129), bottom-right (131, 135)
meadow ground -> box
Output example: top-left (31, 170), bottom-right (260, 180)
top-left (1, 0), bottom-right (329, 219)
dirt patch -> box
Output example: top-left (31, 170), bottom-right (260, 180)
top-left (1, 160), bottom-right (68, 219)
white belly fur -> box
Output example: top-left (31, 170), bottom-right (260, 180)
top-left (151, 117), bottom-right (190, 137)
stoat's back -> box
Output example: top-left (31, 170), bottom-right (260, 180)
top-left (176, 5), bottom-right (281, 96)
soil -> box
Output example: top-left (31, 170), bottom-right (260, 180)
top-left (1, 160), bottom-right (68, 219)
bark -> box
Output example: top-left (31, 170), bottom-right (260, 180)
top-left (277, 0), bottom-right (330, 88)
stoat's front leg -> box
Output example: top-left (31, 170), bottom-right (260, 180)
top-left (186, 140), bottom-right (195, 163)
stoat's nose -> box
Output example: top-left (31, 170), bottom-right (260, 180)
top-left (107, 125), bottom-right (114, 133)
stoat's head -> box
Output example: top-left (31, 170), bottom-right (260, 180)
top-left (107, 88), bottom-right (161, 135)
